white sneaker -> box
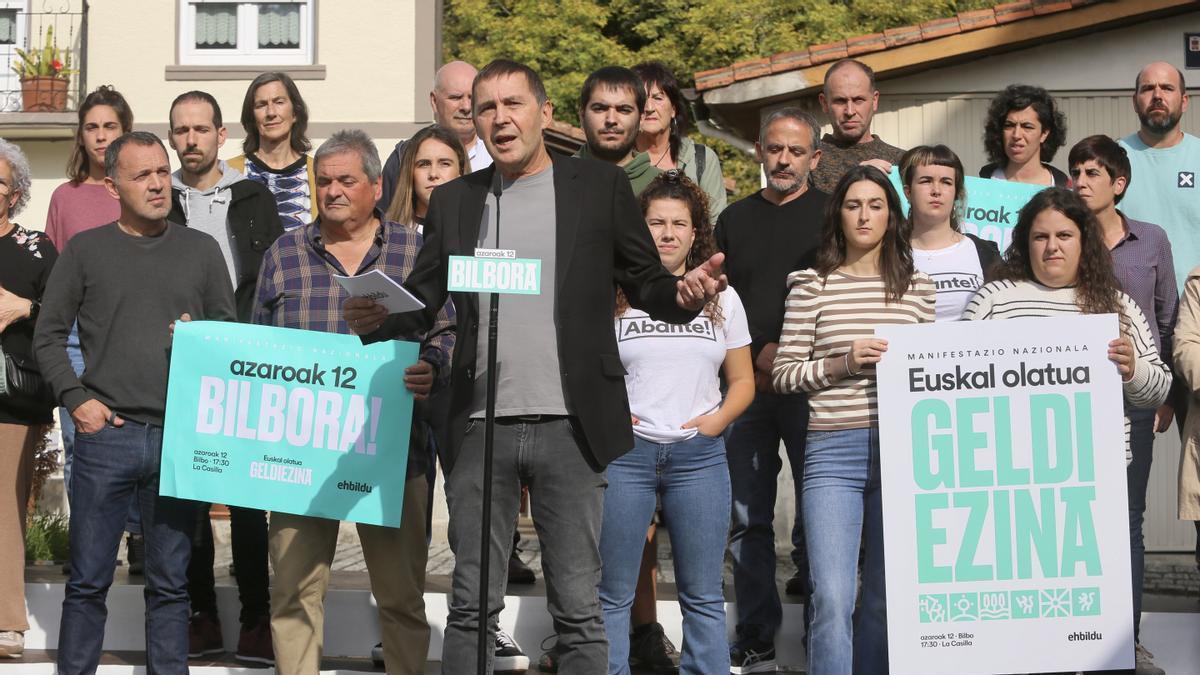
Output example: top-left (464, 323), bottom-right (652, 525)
top-left (495, 628), bottom-right (530, 672)
top-left (0, 631), bottom-right (23, 658)
top-left (1134, 643), bottom-right (1165, 675)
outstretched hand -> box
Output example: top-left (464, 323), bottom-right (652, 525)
top-left (676, 252), bottom-right (727, 311)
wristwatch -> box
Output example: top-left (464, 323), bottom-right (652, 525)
top-left (26, 298), bottom-right (39, 321)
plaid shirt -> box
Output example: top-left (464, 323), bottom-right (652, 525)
top-left (253, 215), bottom-right (455, 476)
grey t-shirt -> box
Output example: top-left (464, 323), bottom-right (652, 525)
top-left (470, 166), bottom-right (568, 417)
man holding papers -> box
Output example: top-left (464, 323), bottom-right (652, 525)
top-left (253, 129), bottom-right (454, 675)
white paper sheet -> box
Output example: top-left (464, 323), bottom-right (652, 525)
top-left (333, 269), bottom-right (425, 314)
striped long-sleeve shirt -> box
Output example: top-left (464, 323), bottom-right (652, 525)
top-left (962, 279), bottom-right (1171, 464)
top-left (773, 269), bottom-right (936, 430)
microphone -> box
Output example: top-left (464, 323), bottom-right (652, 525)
top-left (491, 166), bottom-right (503, 200)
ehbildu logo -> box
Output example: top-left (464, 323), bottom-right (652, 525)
top-left (1180, 171), bottom-right (1195, 188)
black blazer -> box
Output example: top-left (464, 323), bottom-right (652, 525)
top-left (371, 153), bottom-right (695, 471)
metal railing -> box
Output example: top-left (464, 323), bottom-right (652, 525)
top-left (0, 0), bottom-right (87, 113)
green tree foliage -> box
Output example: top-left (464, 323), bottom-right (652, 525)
top-left (444, 0), bottom-right (1001, 199)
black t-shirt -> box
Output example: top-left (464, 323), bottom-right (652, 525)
top-left (715, 188), bottom-right (827, 361)
top-left (0, 224), bottom-right (58, 424)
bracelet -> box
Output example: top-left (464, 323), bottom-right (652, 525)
top-left (844, 352), bottom-right (856, 376)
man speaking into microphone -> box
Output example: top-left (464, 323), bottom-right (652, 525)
top-left (344, 59), bottom-right (726, 673)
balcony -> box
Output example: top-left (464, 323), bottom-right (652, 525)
top-left (0, 0), bottom-right (88, 138)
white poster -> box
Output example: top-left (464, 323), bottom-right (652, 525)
top-left (876, 315), bottom-right (1133, 674)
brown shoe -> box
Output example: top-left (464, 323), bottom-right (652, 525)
top-left (188, 611), bottom-right (223, 658)
top-left (235, 615), bottom-right (275, 666)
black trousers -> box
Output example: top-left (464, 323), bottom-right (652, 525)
top-left (186, 504), bottom-right (270, 623)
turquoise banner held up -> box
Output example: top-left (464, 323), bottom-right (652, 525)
top-left (889, 169), bottom-right (1044, 253)
top-left (161, 321), bottom-right (419, 528)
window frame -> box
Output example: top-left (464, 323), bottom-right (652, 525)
top-left (0, 0), bottom-right (29, 112)
top-left (178, 0), bottom-right (314, 66)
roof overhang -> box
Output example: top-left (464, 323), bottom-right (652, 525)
top-left (698, 0), bottom-right (1197, 141)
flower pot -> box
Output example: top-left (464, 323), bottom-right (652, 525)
top-left (20, 76), bottom-right (68, 112)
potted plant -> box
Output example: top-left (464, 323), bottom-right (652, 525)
top-left (12, 25), bottom-right (76, 112)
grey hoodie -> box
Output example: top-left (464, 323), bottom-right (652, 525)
top-left (172, 160), bottom-right (242, 288)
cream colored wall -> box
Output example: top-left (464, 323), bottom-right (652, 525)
top-left (17, 0), bottom-right (429, 234)
top-left (85, 0), bottom-right (419, 126)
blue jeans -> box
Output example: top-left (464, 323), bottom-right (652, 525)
top-left (60, 328), bottom-right (142, 535)
top-left (726, 391), bottom-right (809, 645)
top-left (1126, 407), bottom-right (1155, 644)
top-left (57, 420), bottom-right (195, 675)
top-left (599, 434), bottom-right (731, 675)
top-left (803, 427), bottom-right (887, 675)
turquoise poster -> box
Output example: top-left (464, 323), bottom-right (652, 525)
top-left (161, 321), bottom-right (418, 527)
top-left (890, 170), bottom-right (1043, 253)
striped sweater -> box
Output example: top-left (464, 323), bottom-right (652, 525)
top-left (773, 269), bottom-right (937, 430)
top-left (963, 279), bottom-right (1172, 464)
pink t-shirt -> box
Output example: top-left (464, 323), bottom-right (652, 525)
top-left (44, 181), bottom-right (120, 250)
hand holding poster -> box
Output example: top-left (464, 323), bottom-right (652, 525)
top-left (876, 315), bottom-right (1133, 674)
top-left (161, 321), bottom-right (419, 527)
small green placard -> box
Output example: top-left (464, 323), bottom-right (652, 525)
top-left (447, 255), bottom-right (542, 295)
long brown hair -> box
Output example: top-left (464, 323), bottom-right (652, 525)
top-left (996, 187), bottom-right (1123, 316)
top-left (615, 171), bottom-right (722, 324)
top-left (384, 126), bottom-right (469, 227)
top-left (240, 71), bottom-right (311, 156)
top-left (814, 165), bottom-right (916, 302)
top-left (67, 85), bottom-right (133, 184)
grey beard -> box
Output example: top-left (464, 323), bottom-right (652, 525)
top-left (1139, 110), bottom-right (1181, 135)
top-left (766, 175), bottom-right (803, 194)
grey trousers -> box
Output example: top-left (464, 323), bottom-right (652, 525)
top-left (441, 417), bottom-right (608, 674)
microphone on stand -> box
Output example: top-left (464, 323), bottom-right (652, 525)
top-left (477, 166), bottom-right (504, 675)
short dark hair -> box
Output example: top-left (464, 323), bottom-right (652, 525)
top-left (69, 85), bottom-right (134, 185)
top-left (983, 84), bottom-right (1067, 166)
top-left (632, 61), bottom-right (690, 162)
top-left (473, 59), bottom-right (548, 107)
top-left (1068, 134), bottom-right (1132, 204)
top-left (824, 59), bottom-right (877, 92)
top-left (900, 144), bottom-right (967, 230)
top-left (105, 131), bottom-right (167, 180)
top-left (1135, 65), bottom-right (1186, 92)
top-left (579, 66), bottom-right (647, 114)
top-left (169, 90), bottom-right (223, 129)
top-left (240, 72), bottom-right (311, 155)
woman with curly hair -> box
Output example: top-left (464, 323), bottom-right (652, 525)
top-left (598, 171), bottom-right (754, 675)
top-left (963, 188), bottom-right (1171, 464)
top-left (773, 165), bottom-right (936, 675)
top-left (0, 138), bottom-right (58, 657)
top-left (980, 84), bottom-right (1071, 187)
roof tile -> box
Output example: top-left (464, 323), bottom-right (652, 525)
top-left (1032, 0), bottom-right (1074, 15)
top-left (920, 16), bottom-right (962, 40)
top-left (732, 57), bottom-right (770, 81)
top-left (957, 8), bottom-right (998, 32)
top-left (808, 39), bottom-right (849, 65)
top-left (770, 50), bottom-right (812, 73)
top-left (994, 1), bottom-right (1035, 24)
top-left (694, 66), bottom-right (734, 92)
top-left (847, 32), bottom-right (887, 56)
top-left (883, 24), bottom-right (923, 48)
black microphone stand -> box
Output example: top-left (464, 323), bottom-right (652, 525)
top-left (477, 172), bottom-right (503, 675)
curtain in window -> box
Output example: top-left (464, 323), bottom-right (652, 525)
top-left (258, 3), bottom-right (299, 49)
top-left (195, 3), bottom-right (237, 49)
top-left (0, 10), bottom-right (17, 46)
